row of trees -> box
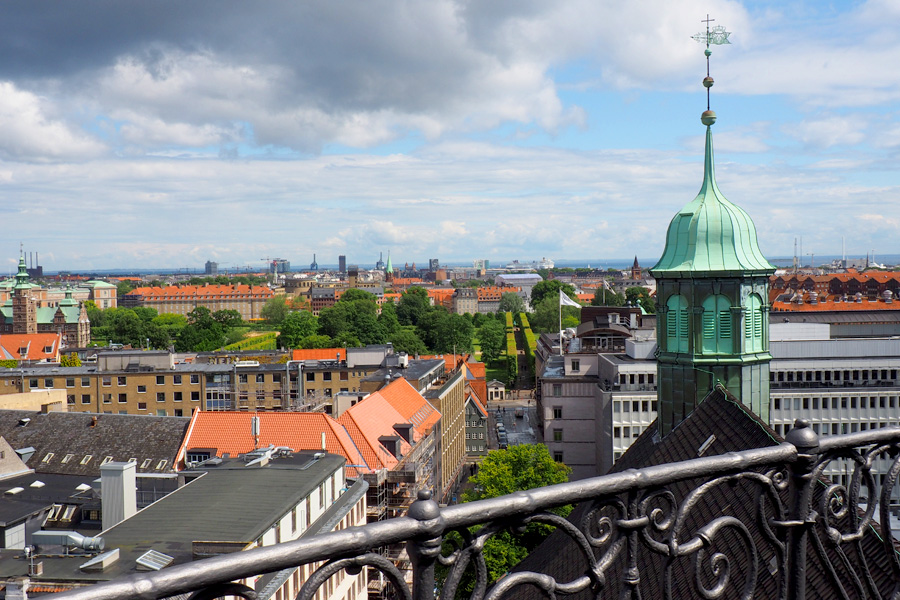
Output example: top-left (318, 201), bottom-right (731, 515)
top-left (271, 288), bottom-right (481, 355)
top-left (88, 304), bottom-right (245, 352)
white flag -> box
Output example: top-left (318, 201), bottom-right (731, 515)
top-left (559, 290), bottom-right (582, 308)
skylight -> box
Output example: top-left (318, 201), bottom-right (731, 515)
top-left (136, 549), bottom-right (174, 571)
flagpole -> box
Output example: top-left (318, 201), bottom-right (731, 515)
top-left (559, 291), bottom-right (563, 356)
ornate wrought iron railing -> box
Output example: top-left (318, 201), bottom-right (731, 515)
top-left (51, 420), bottom-right (900, 600)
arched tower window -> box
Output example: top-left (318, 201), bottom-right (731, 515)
top-left (701, 295), bottom-right (732, 354)
top-left (744, 294), bottom-right (764, 353)
top-left (665, 295), bottom-right (689, 353)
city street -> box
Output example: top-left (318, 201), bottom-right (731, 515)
top-left (487, 399), bottom-right (540, 448)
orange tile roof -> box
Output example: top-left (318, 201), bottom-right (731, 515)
top-left (126, 284), bottom-right (274, 300)
top-left (338, 396), bottom-right (408, 470)
top-left (376, 378), bottom-right (441, 438)
top-left (175, 411), bottom-right (370, 475)
top-left (292, 348), bottom-right (347, 361)
top-left (476, 286), bottom-right (519, 300)
top-left (0, 333), bottom-right (61, 361)
top-left (389, 278), bottom-right (424, 286)
top-left (466, 362), bottom-right (486, 379)
top-left (577, 293), bottom-right (593, 303)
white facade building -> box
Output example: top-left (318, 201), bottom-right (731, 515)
top-left (540, 322), bottom-right (900, 482)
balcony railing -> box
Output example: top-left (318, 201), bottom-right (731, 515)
top-left (52, 421), bottom-right (900, 600)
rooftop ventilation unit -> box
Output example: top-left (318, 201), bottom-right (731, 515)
top-left (32, 531), bottom-right (104, 552)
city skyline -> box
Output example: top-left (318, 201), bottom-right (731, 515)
top-left (0, 1), bottom-right (898, 270)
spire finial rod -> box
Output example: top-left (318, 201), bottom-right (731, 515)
top-left (692, 15), bottom-right (731, 121)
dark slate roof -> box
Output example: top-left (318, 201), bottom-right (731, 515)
top-left (513, 389), bottom-right (898, 599)
top-left (0, 410), bottom-right (189, 476)
top-left (0, 453), bottom-right (350, 585)
top-left (0, 472), bottom-right (97, 526)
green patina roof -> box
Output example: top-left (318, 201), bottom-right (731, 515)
top-left (651, 122), bottom-right (775, 276)
top-left (385, 252), bottom-right (393, 274)
top-left (84, 280), bottom-right (117, 288)
top-left (58, 286), bottom-right (78, 307)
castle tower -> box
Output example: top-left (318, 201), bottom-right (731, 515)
top-left (12, 255), bottom-right (36, 334)
top-left (650, 25), bottom-right (775, 436)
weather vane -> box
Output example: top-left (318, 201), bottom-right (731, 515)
top-left (692, 15), bottom-right (731, 116)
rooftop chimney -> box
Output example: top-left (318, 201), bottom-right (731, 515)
top-left (101, 461), bottom-right (137, 531)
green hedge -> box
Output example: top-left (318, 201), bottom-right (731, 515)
top-left (505, 311), bottom-right (514, 331)
top-left (223, 332), bottom-right (277, 351)
top-left (506, 331), bottom-right (518, 384)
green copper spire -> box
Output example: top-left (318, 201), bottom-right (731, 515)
top-left (651, 119), bottom-right (775, 276)
top-left (59, 285), bottom-right (78, 307)
top-left (14, 255), bottom-right (29, 289)
top-left (385, 252), bottom-right (393, 274)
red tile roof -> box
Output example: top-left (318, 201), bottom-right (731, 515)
top-left (420, 353), bottom-right (470, 371)
top-left (175, 411), bottom-right (370, 475)
top-left (772, 298), bottom-right (900, 312)
top-left (292, 348), bottom-right (347, 361)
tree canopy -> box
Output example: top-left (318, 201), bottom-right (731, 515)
top-left (528, 296), bottom-right (580, 333)
top-left (529, 280), bottom-right (577, 307)
top-left (319, 295), bottom-right (386, 346)
top-left (477, 319), bottom-right (505, 365)
top-left (445, 445), bottom-right (572, 594)
top-left (625, 286), bottom-right (656, 314)
top-left (497, 292), bottom-right (525, 314)
top-left (277, 311), bottom-right (318, 348)
top-left (592, 285), bottom-right (625, 307)
top-left (260, 296), bottom-right (289, 324)
top-left (396, 287), bottom-right (431, 326)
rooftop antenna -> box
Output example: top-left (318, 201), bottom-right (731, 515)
top-left (692, 15), bottom-right (731, 112)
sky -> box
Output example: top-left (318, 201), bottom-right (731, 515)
top-left (1, 0), bottom-right (900, 271)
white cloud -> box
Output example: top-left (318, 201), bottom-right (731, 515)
top-left (0, 82), bottom-right (105, 162)
top-left (785, 116), bottom-right (867, 149)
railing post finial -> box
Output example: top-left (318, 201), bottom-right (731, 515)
top-left (407, 489), bottom-right (444, 600)
top-left (784, 418), bottom-right (819, 600)
top-left (785, 418), bottom-right (819, 455)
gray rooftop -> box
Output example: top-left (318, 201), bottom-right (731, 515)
top-left (0, 410), bottom-right (189, 476)
top-left (0, 453), bottom-right (351, 585)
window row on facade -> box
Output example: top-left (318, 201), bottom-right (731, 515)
top-left (772, 395), bottom-right (900, 412)
top-left (770, 369), bottom-right (899, 386)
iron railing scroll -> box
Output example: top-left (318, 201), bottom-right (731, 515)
top-left (48, 420), bottom-right (900, 600)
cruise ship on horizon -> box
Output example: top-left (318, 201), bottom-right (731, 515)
top-left (505, 257), bottom-right (554, 270)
